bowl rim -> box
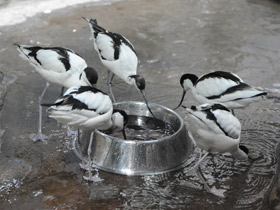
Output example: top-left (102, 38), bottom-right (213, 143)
top-left (95, 101), bottom-right (185, 144)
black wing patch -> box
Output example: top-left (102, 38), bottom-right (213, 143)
top-left (198, 71), bottom-right (242, 84)
top-left (68, 86), bottom-right (105, 95)
top-left (206, 83), bottom-right (250, 100)
top-left (203, 109), bottom-right (233, 138)
top-left (92, 21), bottom-right (136, 60)
top-left (25, 46), bottom-right (71, 71)
top-left (26, 46), bottom-right (42, 65)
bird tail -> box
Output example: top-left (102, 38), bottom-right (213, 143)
top-left (14, 43), bottom-right (36, 55)
top-left (14, 43), bottom-right (42, 66)
top-left (83, 17), bottom-right (106, 33)
top-left (255, 91), bottom-right (267, 97)
top-left (14, 43), bottom-right (31, 59)
top-left (41, 97), bottom-right (65, 107)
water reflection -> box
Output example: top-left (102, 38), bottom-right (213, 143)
top-left (103, 116), bottom-right (279, 209)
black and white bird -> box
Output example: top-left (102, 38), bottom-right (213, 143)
top-left (42, 85), bottom-right (128, 181)
top-left (174, 71), bottom-right (267, 110)
top-left (184, 103), bottom-right (249, 197)
top-left (83, 18), bottom-right (155, 117)
top-left (15, 44), bottom-right (98, 142)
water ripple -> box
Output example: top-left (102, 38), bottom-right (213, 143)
top-left (116, 114), bottom-right (279, 209)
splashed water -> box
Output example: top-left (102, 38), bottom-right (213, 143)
top-left (96, 113), bottom-right (279, 209)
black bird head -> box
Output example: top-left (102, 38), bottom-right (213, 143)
top-left (113, 109), bottom-right (128, 140)
top-left (129, 75), bottom-right (145, 90)
top-left (174, 73), bottom-right (198, 110)
top-left (83, 67), bottom-right (98, 87)
top-left (129, 75), bottom-right (156, 119)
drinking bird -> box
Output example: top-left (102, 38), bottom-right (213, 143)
top-left (175, 71), bottom-right (267, 110)
top-left (15, 44), bottom-right (98, 142)
top-left (42, 85), bottom-right (128, 181)
top-left (184, 103), bottom-right (249, 197)
top-left (83, 18), bottom-right (155, 117)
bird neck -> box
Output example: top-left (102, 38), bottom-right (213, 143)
top-left (183, 79), bottom-right (195, 93)
top-left (111, 113), bottom-right (124, 131)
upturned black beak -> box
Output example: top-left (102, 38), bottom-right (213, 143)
top-left (122, 128), bottom-right (127, 140)
top-left (173, 89), bottom-right (186, 110)
top-left (140, 89), bottom-right (156, 119)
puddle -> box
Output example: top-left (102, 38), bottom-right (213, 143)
top-left (0, 0), bottom-right (279, 209)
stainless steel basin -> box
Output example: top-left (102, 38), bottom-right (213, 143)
top-left (72, 101), bottom-right (193, 176)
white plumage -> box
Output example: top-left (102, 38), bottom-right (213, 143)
top-left (84, 19), bottom-right (137, 84)
top-left (95, 33), bottom-right (138, 84)
top-left (15, 44), bottom-right (98, 142)
top-left (46, 86), bottom-right (126, 131)
top-left (83, 18), bottom-right (155, 118)
top-left (175, 71), bottom-right (267, 109)
top-left (15, 44), bottom-right (98, 88)
top-left (184, 103), bottom-right (248, 197)
top-left (44, 85), bottom-right (128, 181)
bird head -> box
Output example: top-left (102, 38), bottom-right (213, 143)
top-left (174, 73), bottom-right (198, 110)
top-left (80, 67), bottom-right (98, 87)
top-left (112, 109), bottom-right (128, 139)
top-left (128, 75), bottom-right (156, 119)
top-left (128, 75), bottom-right (145, 91)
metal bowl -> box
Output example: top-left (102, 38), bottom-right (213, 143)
top-left (72, 101), bottom-right (193, 176)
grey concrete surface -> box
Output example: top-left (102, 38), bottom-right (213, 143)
top-left (0, 0), bottom-right (279, 209)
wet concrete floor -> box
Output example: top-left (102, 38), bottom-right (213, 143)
top-left (0, 0), bottom-right (280, 209)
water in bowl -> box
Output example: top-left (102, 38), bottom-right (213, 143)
top-left (104, 115), bottom-right (175, 140)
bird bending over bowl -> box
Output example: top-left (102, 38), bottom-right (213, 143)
top-left (83, 18), bottom-right (155, 118)
top-left (42, 85), bottom-right (128, 181)
top-left (183, 103), bottom-right (249, 197)
top-left (174, 71), bottom-right (267, 110)
top-left (15, 44), bottom-right (98, 142)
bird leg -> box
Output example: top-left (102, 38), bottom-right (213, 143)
top-left (193, 151), bottom-right (226, 198)
top-left (195, 164), bottom-right (212, 193)
top-left (82, 132), bottom-right (103, 182)
top-left (193, 151), bottom-right (209, 170)
top-left (209, 153), bottom-right (217, 173)
top-left (66, 126), bottom-right (78, 137)
top-left (33, 82), bottom-right (49, 142)
top-left (107, 70), bottom-right (116, 103)
top-left (60, 86), bottom-right (65, 96)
